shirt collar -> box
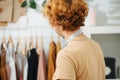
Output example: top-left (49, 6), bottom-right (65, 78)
top-left (63, 29), bottom-right (83, 48)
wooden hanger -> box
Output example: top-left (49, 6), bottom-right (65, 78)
top-left (29, 35), bottom-right (33, 49)
top-left (36, 36), bottom-right (40, 55)
top-left (1, 36), bottom-right (5, 51)
top-left (22, 47), bottom-right (26, 56)
top-left (36, 36), bottom-right (38, 49)
top-left (1, 42), bottom-right (4, 51)
top-left (36, 35), bottom-right (43, 55)
top-left (26, 39), bottom-right (30, 53)
top-left (40, 34), bottom-right (43, 49)
top-left (24, 36), bottom-right (29, 56)
top-left (16, 37), bottom-right (19, 53)
top-left (9, 35), bottom-right (14, 49)
top-left (1, 36), bottom-right (6, 50)
top-left (40, 27), bottom-right (43, 48)
top-left (18, 37), bottom-right (25, 56)
top-left (24, 37), bottom-right (27, 56)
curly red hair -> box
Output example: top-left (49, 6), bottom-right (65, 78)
top-left (43, 0), bottom-right (88, 31)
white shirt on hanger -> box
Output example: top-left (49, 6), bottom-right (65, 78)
top-left (7, 44), bottom-right (17, 80)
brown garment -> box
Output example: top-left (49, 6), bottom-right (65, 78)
top-left (56, 41), bottom-right (61, 54)
top-left (47, 41), bottom-right (56, 80)
top-left (0, 46), bottom-right (7, 80)
top-left (0, 66), bottom-right (6, 80)
top-left (15, 62), bottom-right (19, 80)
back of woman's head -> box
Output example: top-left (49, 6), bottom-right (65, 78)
top-left (43, 0), bottom-right (89, 31)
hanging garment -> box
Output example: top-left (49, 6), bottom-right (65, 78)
top-left (15, 51), bottom-right (26, 80)
top-left (47, 41), bottom-right (56, 80)
top-left (23, 55), bottom-right (28, 80)
top-left (15, 53), bottom-right (24, 80)
top-left (6, 46), bottom-right (11, 80)
top-left (6, 46), bottom-right (17, 80)
top-left (37, 48), bottom-right (46, 80)
top-left (56, 41), bottom-right (61, 54)
top-left (9, 56), bottom-right (17, 80)
top-left (15, 62), bottom-right (19, 80)
top-left (27, 48), bottom-right (38, 80)
top-left (15, 52), bottom-right (24, 80)
top-left (19, 59), bottom-right (24, 80)
top-left (14, 51), bottom-right (19, 80)
top-left (0, 49), bottom-right (6, 80)
top-left (5, 65), bottom-right (10, 80)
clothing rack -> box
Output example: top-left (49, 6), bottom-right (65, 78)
top-left (0, 26), bottom-right (62, 80)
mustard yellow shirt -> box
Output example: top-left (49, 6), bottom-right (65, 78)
top-left (53, 34), bottom-right (105, 80)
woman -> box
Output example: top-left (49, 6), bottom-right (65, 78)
top-left (43, 0), bottom-right (105, 80)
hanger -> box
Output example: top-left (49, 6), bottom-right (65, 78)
top-left (29, 35), bottom-right (33, 50)
top-left (40, 32), bottom-right (43, 49)
top-left (36, 36), bottom-right (40, 55)
top-left (26, 38), bottom-right (30, 53)
top-left (18, 37), bottom-right (25, 56)
top-left (22, 47), bottom-right (26, 56)
top-left (36, 35), bottom-right (38, 49)
top-left (0, 34), bottom-right (4, 54)
top-left (40, 26), bottom-right (44, 49)
top-left (8, 35), bottom-right (14, 49)
top-left (37, 34), bottom-right (43, 56)
top-left (23, 36), bottom-right (28, 56)
top-left (24, 37), bottom-right (27, 56)
top-left (1, 43), bottom-right (4, 52)
top-left (8, 35), bottom-right (14, 55)
top-left (1, 36), bottom-right (6, 50)
top-left (27, 35), bottom-right (33, 57)
top-left (15, 37), bottom-right (19, 54)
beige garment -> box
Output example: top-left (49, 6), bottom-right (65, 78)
top-left (53, 34), bottom-right (105, 80)
top-left (12, 0), bottom-right (27, 22)
top-left (47, 41), bottom-right (56, 80)
top-left (0, 0), bottom-right (13, 22)
top-left (0, 46), bottom-right (7, 80)
top-left (6, 65), bottom-right (11, 80)
top-left (37, 48), bottom-right (46, 80)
